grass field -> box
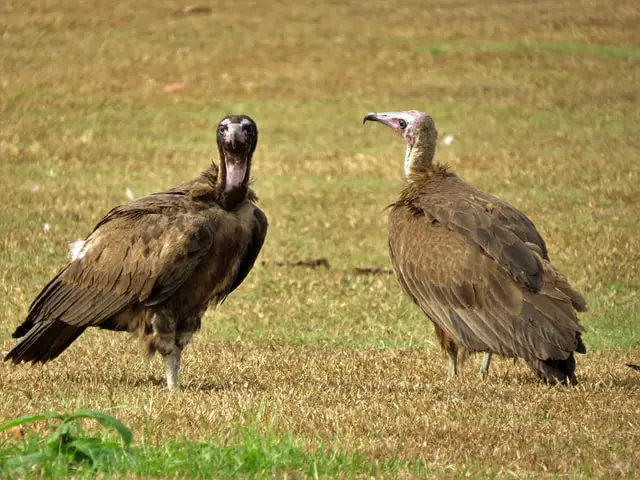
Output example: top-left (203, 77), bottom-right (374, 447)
top-left (1, 0), bottom-right (639, 477)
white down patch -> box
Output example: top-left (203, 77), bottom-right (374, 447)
top-left (68, 239), bottom-right (90, 261)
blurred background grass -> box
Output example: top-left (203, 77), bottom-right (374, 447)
top-left (1, 0), bottom-right (637, 350)
top-left (0, 0), bottom-right (639, 476)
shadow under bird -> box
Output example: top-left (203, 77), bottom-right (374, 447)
top-left (5, 115), bottom-right (268, 390)
top-left (363, 110), bottom-right (587, 385)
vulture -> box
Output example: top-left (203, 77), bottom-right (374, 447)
top-left (5, 115), bottom-right (268, 390)
top-left (363, 110), bottom-right (587, 385)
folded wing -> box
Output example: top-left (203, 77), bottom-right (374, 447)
top-left (6, 194), bottom-right (216, 362)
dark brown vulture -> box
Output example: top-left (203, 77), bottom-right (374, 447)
top-left (6, 115), bottom-right (268, 390)
top-left (363, 110), bottom-right (587, 385)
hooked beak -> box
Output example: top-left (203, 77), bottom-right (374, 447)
top-left (362, 112), bottom-right (399, 130)
top-left (221, 124), bottom-right (249, 154)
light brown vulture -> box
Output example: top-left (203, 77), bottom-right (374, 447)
top-left (6, 115), bottom-right (268, 390)
top-left (363, 110), bottom-right (587, 385)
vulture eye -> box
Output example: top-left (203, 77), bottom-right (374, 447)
top-left (218, 125), bottom-right (227, 134)
top-left (398, 119), bottom-right (408, 130)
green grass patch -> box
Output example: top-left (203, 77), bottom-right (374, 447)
top-left (0, 410), bottom-right (132, 478)
top-left (0, 410), bottom-right (419, 478)
top-left (583, 283), bottom-right (640, 350)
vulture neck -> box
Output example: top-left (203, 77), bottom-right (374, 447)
top-left (405, 128), bottom-right (437, 180)
top-left (218, 154), bottom-right (251, 211)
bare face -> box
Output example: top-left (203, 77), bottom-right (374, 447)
top-left (363, 110), bottom-right (433, 176)
top-left (216, 115), bottom-right (258, 192)
top-left (362, 110), bottom-right (427, 149)
top-left (217, 115), bottom-right (257, 154)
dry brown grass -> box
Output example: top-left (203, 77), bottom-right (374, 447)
top-left (1, 337), bottom-right (639, 476)
top-left (1, 0), bottom-right (639, 476)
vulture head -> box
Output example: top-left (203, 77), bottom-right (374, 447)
top-left (363, 110), bottom-right (437, 177)
top-left (216, 114), bottom-right (258, 209)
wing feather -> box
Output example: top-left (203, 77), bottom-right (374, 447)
top-left (15, 195), bottom-right (216, 332)
top-left (411, 175), bottom-right (549, 292)
top-left (232, 209), bottom-right (268, 288)
top-left (389, 203), bottom-right (584, 363)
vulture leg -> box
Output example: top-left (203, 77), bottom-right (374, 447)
top-left (434, 324), bottom-right (459, 377)
top-left (150, 312), bottom-right (185, 390)
top-left (445, 342), bottom-right (459, 377)
top-left (448, 352), bottom-right (458, 377)
top-left (480, 352), bottom-right (492, 378)
top-left (163, 350), bottom-right (181, 390)
top-left (163, 330), bottom-right (196, 390)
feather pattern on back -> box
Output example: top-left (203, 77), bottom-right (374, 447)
top-left (389, 166), bottom-right (586, 384)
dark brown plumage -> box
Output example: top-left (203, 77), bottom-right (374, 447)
top-left (364, 110), bottom-right (586, 385)
top-left (6, 115), bottom-right (268, 390)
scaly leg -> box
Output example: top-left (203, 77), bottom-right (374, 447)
top-left (447, 350), bottom-right (458, 377)
top-left (149, 311), bottom-right (183, 390)
top-left (480, 352), bottom-right (492, 379)
top-left (435, 326), bottom-right (459, 378)
top-left (163, 349), bottom-right (182, 390)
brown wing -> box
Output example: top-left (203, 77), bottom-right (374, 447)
top-left (419, 176), bottom-right (546, 292)
top-left (388, 204), bottom-right (584, 363)
top-left (461, 182), bottom-right (587, 312)
top-left (6, 194), bottom-right (216, 363)
top-left (224, 207), bottom-right (268, 299)
top-left (471, 190), bottom-right (549, 260)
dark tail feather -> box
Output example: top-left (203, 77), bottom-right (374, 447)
top-left (5, 320), bottom-right (85, 364)
top-left (626, 363), bottom-right (640, 371)
top-left (526, 353), bottom-right (578, 386)
top-left (576, 332), bottom-right (587, 354)
top-left (12, 320), bottom-right (35, 338)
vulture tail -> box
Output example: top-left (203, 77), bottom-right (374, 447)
top-left (12, 320), bottom-right (35, 338)
top-left (4, 320), bottom-right (85, 364)
top-left (526, 352), bottom-right (577, 386)
top-left (576, 332), bottom-right (587, 354)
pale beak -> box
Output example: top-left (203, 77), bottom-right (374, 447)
top-left (362, 112), bottom-right (399, 130)
top-left (222, 124), bottom-right (248, 153)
